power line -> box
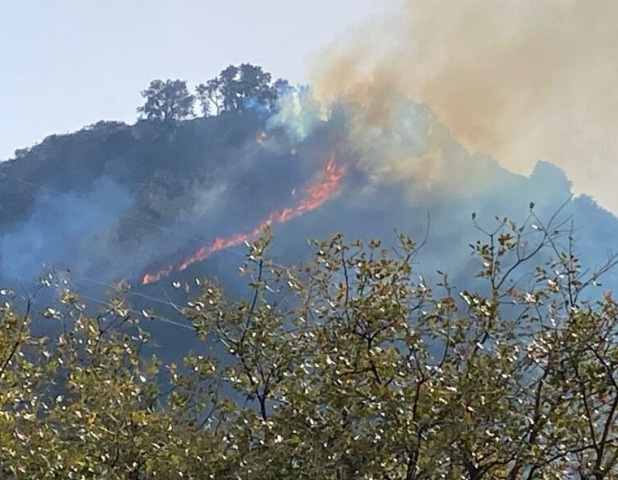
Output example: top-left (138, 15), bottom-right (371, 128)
top-left (3, 273), bottom-right (195, 332)
top-left (80, 276), bottom-right (184, 310)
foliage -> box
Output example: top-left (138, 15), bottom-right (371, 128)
top-left (137, 79), bottom-right (195, 122)
top-left (196, 64), bottom-right (285, 116)
top-left (2, 211), bottom-right (618, 478)
top-left (195, 78), bottom-right (223, 117)
top-left (138, 64), bottom-right (288, 120)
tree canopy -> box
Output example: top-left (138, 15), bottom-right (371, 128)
top-left (199, 63), bottom-right (278, 115)
top-left (139, 64), bottom-right (289, 121)
top-left (137, 79), bottom-right (195, 122)
top-left (2, 212), bottom-right (618, 478)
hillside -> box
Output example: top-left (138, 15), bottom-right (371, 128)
top-left (0, 112), bottom-right (301, 279)
top-left (1, 69), bottom-right (618, 352)
top-left (3, 68), bottom-right (618, 479)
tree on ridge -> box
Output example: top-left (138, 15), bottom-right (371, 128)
top-left (137, 79), bottom-right (195, 122)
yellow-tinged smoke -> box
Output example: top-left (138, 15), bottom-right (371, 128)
top-left (312, 0), bottom-right (618, 212)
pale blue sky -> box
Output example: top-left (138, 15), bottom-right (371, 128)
top-left (0, 0), bottom-right (389, 160)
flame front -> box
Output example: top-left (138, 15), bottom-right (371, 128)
top-left (142, 154), bottom-right (346, 284)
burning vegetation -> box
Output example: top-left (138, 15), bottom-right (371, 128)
top-left (142, 155), bottom-right (347, 284)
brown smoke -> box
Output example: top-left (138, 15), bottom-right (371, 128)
top-left (312, 0), bottom-right (618, 212)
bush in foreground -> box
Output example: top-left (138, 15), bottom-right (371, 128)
top-left (1, 211), bottom-right (618, 479)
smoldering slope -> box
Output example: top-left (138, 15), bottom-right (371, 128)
top-left (0, 176), bottom-right (136, 284)
top-left (0, 118), bottom-right (305, 287)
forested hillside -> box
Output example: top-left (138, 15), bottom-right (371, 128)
top-left (2, 64), bottom-right (615, 291)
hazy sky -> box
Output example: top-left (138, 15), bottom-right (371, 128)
top-left (0, 0), bottom-right (390, 160)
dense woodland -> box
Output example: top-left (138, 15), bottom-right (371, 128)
top-left (1, 65), bottom-right (618, 478)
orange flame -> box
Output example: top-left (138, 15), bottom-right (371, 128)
top-left (142, 154), bottom-right (347, 285)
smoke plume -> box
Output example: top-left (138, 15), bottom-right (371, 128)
top-left (312, 0), bottom-right (618, 212)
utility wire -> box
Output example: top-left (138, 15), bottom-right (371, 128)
top-left (3, 273), bottom-right (195, 331)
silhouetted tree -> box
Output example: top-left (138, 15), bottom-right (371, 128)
top-left (236, 63), bottom-right (276, 111)
top-left (195, 78), bottom-right (223, 116)
top-left (197, 64), bottom-right (280, 116)
top-left (218, 65), bottom-right (243, 112)
top-left (137, 79), bottom-right (195, 122)
top-left (273, 78), bottom-right (293, 97)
